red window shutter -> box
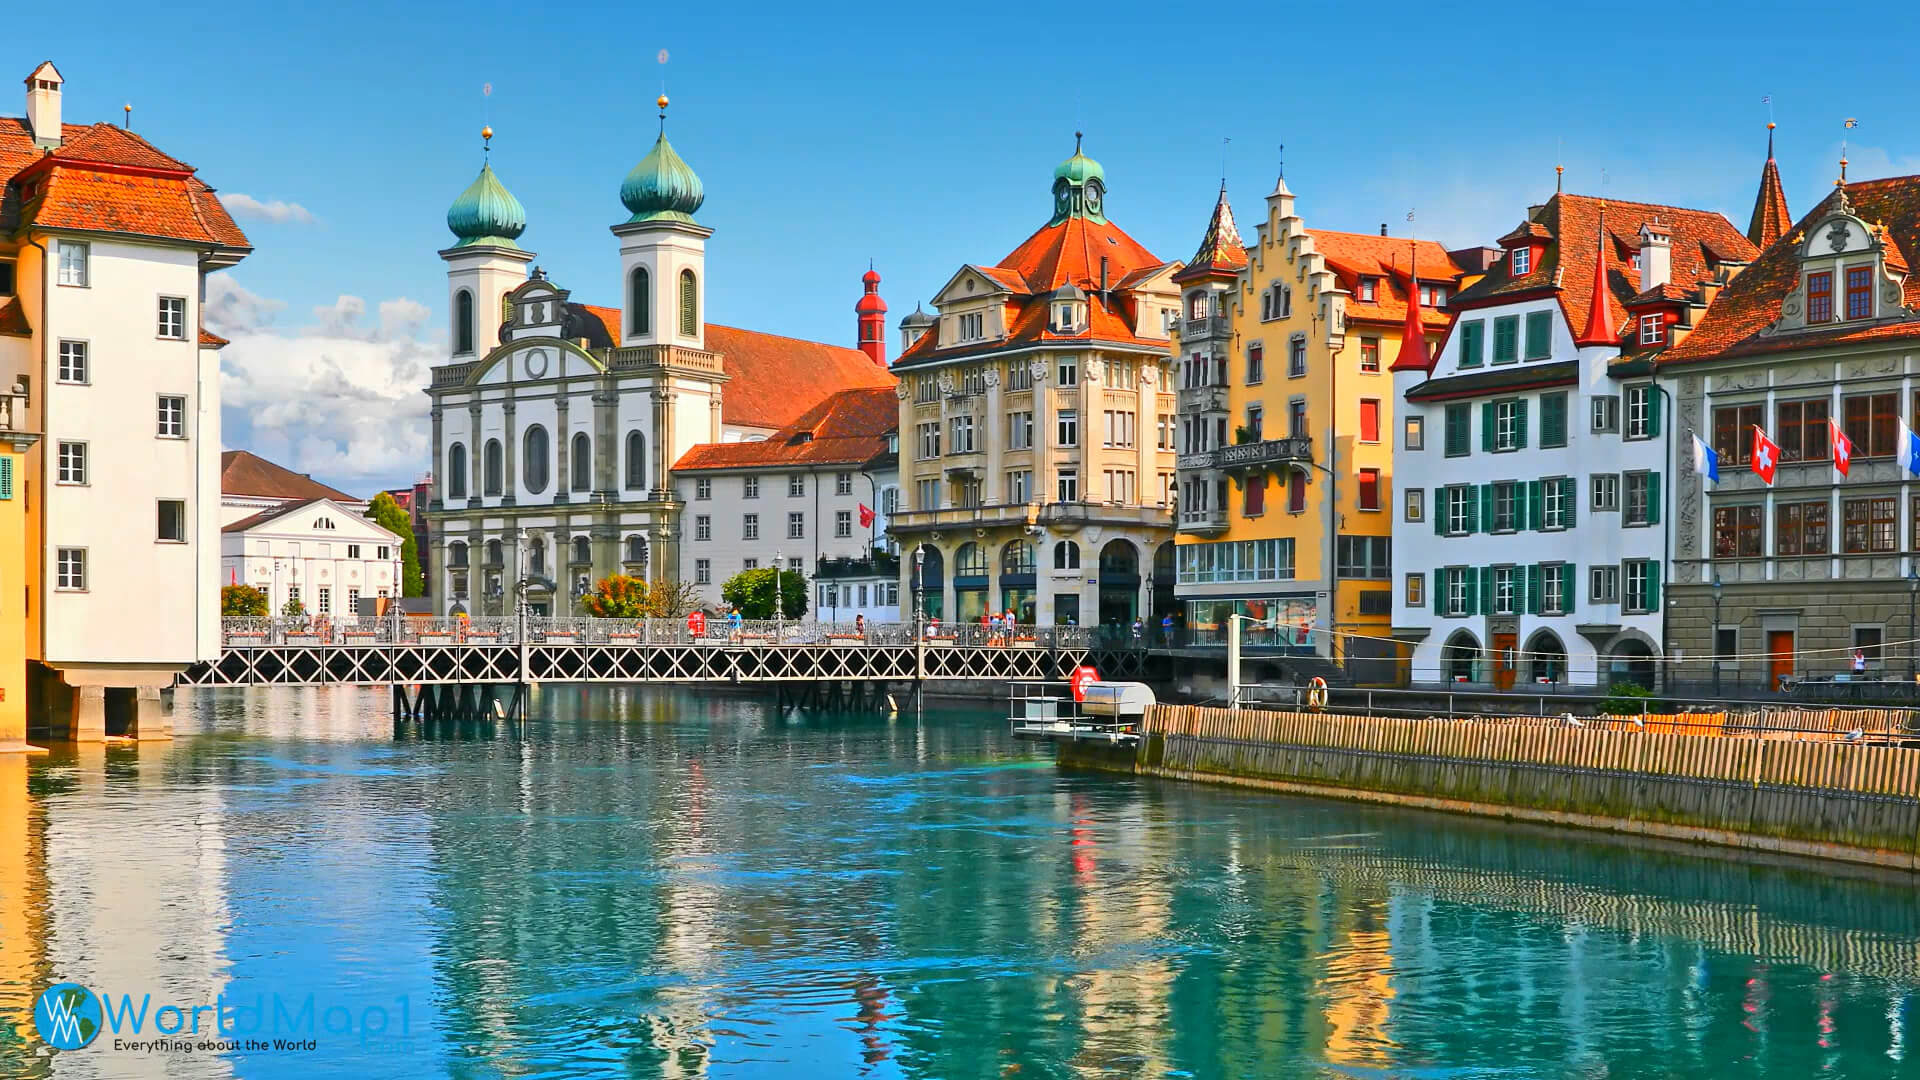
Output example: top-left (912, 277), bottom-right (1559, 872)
top-left (1288, 471), bottom-right (1306, 513)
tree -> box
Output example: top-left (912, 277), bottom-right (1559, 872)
top-left (222, 583), bottom-right (268, 616)
top-left (580, 575), bottom-right (703, 619)
top-left (282, 596), bottom-right (306, 616)
top-left (367, 491), bottom-right (424, 598)
top-left (719, 567), bottom-right (808, 620)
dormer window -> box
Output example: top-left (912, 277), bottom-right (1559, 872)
top-left (1846, 266), bottom-right (1873, 319)
top-left (1356, 277), bottom-right (1377, 302)
top-left (958, 312), bottom-right (985, 341)
top-left (1511, 248), bottom-right (1532, 276)
top-left (1419, 284), bottom-right (1447, 307)
top-left (1053, 302), bottom-right (1083, 331)
top-left (1807, 271), bottom-right (1833, 323)
top-left (1639, 314), bottom-right (1665, 346)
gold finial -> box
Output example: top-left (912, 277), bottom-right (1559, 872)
top-left (122, 102), bottom-right (131, 129)
top-left (1767, 121), bottom-right (1776, 130)
top-left (481, 124), bottom-right (493, 146)
top-left (657, 94), bottom-right (669, 111)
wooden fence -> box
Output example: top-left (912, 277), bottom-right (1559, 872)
top-left (1091, 704), bottom-right (1920, 870)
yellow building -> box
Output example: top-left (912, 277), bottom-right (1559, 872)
top-left (0, 382), bottom-right (37, 749)
top-left (1173, 170), bottom-right (1471, 683)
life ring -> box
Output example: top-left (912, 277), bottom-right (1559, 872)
top-left (1306, 676), bottom-right (1329, 710)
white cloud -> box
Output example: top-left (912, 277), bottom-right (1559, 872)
top-left (223, 193), bottom-right (317, 225)
top-left (209, 276), bottom-right (438, 496)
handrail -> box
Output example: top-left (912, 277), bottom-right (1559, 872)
top-left (220, 616), bottom-right (1094, 650)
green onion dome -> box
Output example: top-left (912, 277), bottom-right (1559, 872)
top-left (620, 132), bottom-right (705, 225)
top-left (446, 162), bottom-right (526, 248)
top-left (1053, 145), bottom-right (1105, 188)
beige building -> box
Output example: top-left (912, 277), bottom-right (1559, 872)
top-left (888, 140), bottom-right (1180, 628)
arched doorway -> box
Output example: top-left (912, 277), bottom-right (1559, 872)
top-left (911, 545), bottom-right (944, 621)
top-left (953, 542), bottom-right (989, 622)
top-left (1151, 541), bottom-right (1175, 629)
top-left (1524, 629), bottom-right (1567, 686)
top-left (1441, 630), bottom-right (1481, 684)
top-left (1097, 539), bottom-right (1140, 629)
top-left (1607, 635), bottom-right (1657, 689)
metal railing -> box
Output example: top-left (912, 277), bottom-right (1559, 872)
top-left (221, 616), bottom-right (1093, 650)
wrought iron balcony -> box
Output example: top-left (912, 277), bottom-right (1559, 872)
top-left (1216, 435), bottom-right (1314, 472)
top-left (1176, 450), bottom-right (1218, 471)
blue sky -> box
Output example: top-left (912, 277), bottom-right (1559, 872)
top-left (11, 1), bottom-right (1920, 492)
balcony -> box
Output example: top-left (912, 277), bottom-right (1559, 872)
top-left (1178, 385), bottom-right (1227, 414)
top-left (430, 362), bottom-right (476, 388)
top-left (891, 500), bottom-right (1173, 536)
top-left (1182, 316), bottom-right (1230, 341)
top-left (1178, 507), bottom-right (1229, 537)
top-left (889, 502), bottom-right (1040, 533)
top-left (1217, 435), bottom-right (1314, 473)
top-left (1036, 501), bottom-right (1174, 531)
top-left (1176, 450), bottom-right (1218, 471)
top-left (608, 344), bottom-right (724, 374)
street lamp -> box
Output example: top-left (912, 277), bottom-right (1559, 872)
top-left (774, 550), bottom-right (784, 642)
top-left (1711, 572), bottom-right (1723, 697)
top-left (912, 546), bottom-right (924, 636)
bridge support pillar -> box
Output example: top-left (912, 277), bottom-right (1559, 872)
top-left (130, 686), bottom-right (173, 741)
top-left (71, 686), bottom-right (106, 743)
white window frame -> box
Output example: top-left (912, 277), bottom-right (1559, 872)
top-left (1590, 474), bottom-right (1619, 512)
top-left (1057, 410), bottom-right (1078, 447)
top-left (1511, 247), bottom-right (1531, 276)
top-left (1494, 400), bottom-right (1520, 452)
top-left (1492, 566), bottom-right (1516, 615)
top-left (56, 440), bottom-right (86, 484)
top-left (835, 472), bottom-right (853, 496)
top-left (158, 395), bottom-right (187, 438)
top-left (1590, 396), bottom-right (1620, 434)
top-left (788, 474), bottom-right (805, 497)
top-left (1446, 485), bottom-right (1472, 535)
top-left (787, 512), bottom-right (805, 540)
top-left (1444, 567), bottom-right (1469, 617)
top-left (1543, 477), bottom-right (1567, 530)
top-left (694, 515), bottom-right (711, 541)
top-left (1056, 357), bottom-right (1079, 386)
top-left (1623, 560), bottom-right (1652, 613)
top-left (1405, 487), bottom-right (1424, 522)
top-left (695, 477), bottom-right (712, 500)
top-left (1639, 314), bottom-right (1663, 345)
top-left (1057, 469), bottom-right (1079, 502)
top-left (742, 476), bottom-right (759, 499)
top-left (695, 559), bottom-right (711, 585)
top-left (1009, 411), bottom-right (1033, 450)
top-left (58, 340), bottom-right (88, 384)
top-left (743, 513), bottom-right (759, 540)
top-left (1543, 562), bottom-right (1566, 615)
top-left (57, 241), bottom-right (89, 287)
top-left (158, 296), bottom-right (187, 340)
top-left (835, 510), bottom-right (852, 538)
top-left (1589, 565), bottom-right (1618, 603)
top-left (56, 547), bottom-right (87, 590)
top-left (1624, 385), bottom-right (1652, 439)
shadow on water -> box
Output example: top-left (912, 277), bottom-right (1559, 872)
top-left (0, 683), bottom-right (1914, 1079)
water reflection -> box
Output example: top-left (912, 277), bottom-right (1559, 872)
top-left (0, 685), bottom-right (1912, 1078)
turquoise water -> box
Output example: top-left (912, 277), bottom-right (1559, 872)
top-left (1, 686), bottom-right (1918, 1078)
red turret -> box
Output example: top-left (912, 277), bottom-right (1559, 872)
top-left (856, 266), bottom-right (888, 366)
top-left (1574, 204), bottom-right (1617, 347)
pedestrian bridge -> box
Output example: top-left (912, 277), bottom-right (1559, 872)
top-left (180, 617), bottom-right (1117, 687)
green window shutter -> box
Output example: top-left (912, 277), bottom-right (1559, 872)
top-left (1646, 386), bottom-right (1663, 436)
top-left (1434, 488), bottom-right (1447, 535)
top-left (1481, 402), bottom-right (1496, 452)
top-left (1527, 564), bottom-right (1543, 614)
top-left (1461, 321), bottom-right (1484, 367)
top-left (1480, 484), bottom-right (1495, 532)
top-left (1562, 562), bottom-right (1576, 615)
top-left (1646, 472), bottom-right (1661, 525)
top-left (1464, 567), bottom-right (1479, 615)
top-left (1514, 400), bottom-right (1529, 448)
top-left (0, 455), bottom-right (11, 500)
top-left (1464, 485), bottom-right (1478, 534)
top-left (1541, 393), bottom-right (1566, 448)
top-left (1493, 317), bottom-right (1518, 363)
top-left (1646, 562), bottom-right (1661, 610)
top-left (1446, 405), bottom-right (1471, 456)
top-left (1562, 477), bottom-right (1578, 528)
top-left (1480, 565), bottom-right (1496, 616)
top-left (1528, 480), bottom-right (1544, 530)
top-left (1525, 311), bottom-right (1552, 359)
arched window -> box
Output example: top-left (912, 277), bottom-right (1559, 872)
top-left (528, 537), bottom-right (545, 576)
top-left (446, 443), bottom-right (468, 499)
top-left (629, 267), bottom-right (650, 335)
top-left (1001, 541), bottom-right (1035, 575)
top-left (448, 541), bottom-right (469, 568)
top-left (522, 425), bottom-right (550, 493)
top-left (625, 431), bottom-right (647, 490)
top-left (624, 535), bottom-right (647, 564)
top-left (483, 440), bottom-right (503, 496)
top-left (1053, 540), bottom-right (1081, 570)
top-left (454, 289), bottom-right (475, 355)
top-left (571, 432), bottom-right (591, 492)
top-left (678, 269), bottom-right (698, 337)
top-left (485, 539), bottom-right (504, 566)
top-left (572, 536), bottom-right (591, 565)
top-left (955, 543), bottom-right (988, 577)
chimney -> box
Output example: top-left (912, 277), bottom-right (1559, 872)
top-left (855, 266), bottom-right (888, 367)
top-left (24, 61), bottom-right (63, 149)
top-left (1639, 220), bottom-right (1672, 292)
top-left (1099, 255), bottom-right (1109, 298)
top-left (1380, 223), bottom-right (1388, 237)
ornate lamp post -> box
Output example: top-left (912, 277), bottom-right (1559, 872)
top-left (774, 550), bottom-right (784, 642)
top-left (912, 546), bottom-right (924, 637)
top-left (1711, 572), bottom-right (1723, 697)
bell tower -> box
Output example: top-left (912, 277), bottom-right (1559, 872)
top-left (441, 127), bottom-right (533, 360)
top-left (612, 96), bottom-right (711, 352)
top-left (856, 266), bottom-right (888, 366)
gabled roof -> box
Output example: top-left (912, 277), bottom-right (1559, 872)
top-left (222, 496), bottom-right (399, 538)
top-left (994, 211), bottom-right (1163, 293)
top-left (220, 450), bottom-right (356, 503)
top-left (576, 305), bottom-right (894, 431)
top-left (1453, 193), bottom-right (1757, 348)
top-left (673, 386), bottom-right (898, 472)
top-left (0, 117), bottom-right (250, 249)
top-left (1663, 175), bottom-right (1920, 365)
top-left (1312, 230), bottom-right (1464, 331)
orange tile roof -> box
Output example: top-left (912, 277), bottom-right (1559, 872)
top-left (577, 305), bottom-right (894, 430)
top-left (199, 327), bottom-right (229, 348)
top-left (220, 450), bottom-right (356, 502)
top-left (995, 213), bottom-right (1163, 293)
top-left (1312, 230), bottom-right (1465, 331)
top-left (1172, 185), bottom-right (1247, 284)
top-left (1455, 193), bottom-right (1757, 349)
top-left (0, 117), bottom-right (249, 249)
top-left (673, 386), bottom-right (898, 471)
top-left (1663, 175), bottom-right (1920, 365)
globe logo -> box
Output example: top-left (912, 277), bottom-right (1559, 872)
top-left (34, 983), bottom-right (103, 1050)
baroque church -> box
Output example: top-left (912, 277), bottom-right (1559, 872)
top-left (423, 103), bottom-right (892, 614)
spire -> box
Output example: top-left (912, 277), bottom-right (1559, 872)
top-left (1172, 181), bottom-right (1247, 283)
top-left (856, 266), bottom-right (888, 367)
top-left (1746, 122), bottom-right (1791, 249)
top-left (1574, 202), bottom-right (1617, 347)
top-left (1389, 240), bottom-right (1430, 372)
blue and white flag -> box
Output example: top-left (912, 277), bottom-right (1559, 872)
top-left (1692, 433), bottom-right (1719, 484)
top-left (1900, 417), bottom-right (1920, 477)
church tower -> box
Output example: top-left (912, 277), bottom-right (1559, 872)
top-left (613, 97), bottom-right (710, 351)
top-left (856, 267), bottom-right (888, 366)
top-left (441, 127), bottom-right (534, 362)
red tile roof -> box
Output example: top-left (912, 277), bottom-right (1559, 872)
top-left (1312, 230), bottom-right (1464, 331)
top-left (1663, 175), bottom-right (1920, 365)
top-left (199, 327), bottom-right (229, 348)
top-left (577, 305), bottom-right (894, 431)
top-left (1454, 193), bottom-right (1757, 350)
top-left (994, 213), bottom-right (1164, 293)
top-left (673, 386), bottom-right (898, 471)
top-left (1748, 129), bottom-right (1792, 249)
top-left (220, 450), bottom-right (356, 502)
top-left (0, 117), bottom-right (249, 249)
top-left (0, 296), bottom-right (28, 337)
top-left (1172, 184), bottom-right (1247, 284)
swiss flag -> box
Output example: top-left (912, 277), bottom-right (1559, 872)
top-left (1830, 417), bottom-right (1853, 477)
top-left (857, 503), bottom-right (876, 528)
top-left (1751, 426), bottom-right (1781, 485)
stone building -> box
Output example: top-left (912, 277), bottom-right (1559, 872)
top-left (1661, 163), bottom-right (1920, 689)
top-left (422, 108), bottom-right (889, 615)
top-left (887, 139), bottom-right (1181, 628)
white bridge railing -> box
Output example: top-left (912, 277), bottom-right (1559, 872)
top-left (220, 617), bottom-right (1094, 651)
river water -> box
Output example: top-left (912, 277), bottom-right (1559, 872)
top-left (0, 686), bottom-right (1916, 1078)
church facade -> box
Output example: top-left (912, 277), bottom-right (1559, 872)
top-left (423, 109), bottom-right (890, 614)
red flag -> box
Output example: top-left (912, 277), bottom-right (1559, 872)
top-left (1830, 417), bottom-right (1852, 477)
top-left (1751, 426), bottom-right (1781, 485)
top-left (858, 503), bottom-right (875, 528)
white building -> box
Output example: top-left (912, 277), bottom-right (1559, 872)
top-left (1391, 192), bottom-right (1756, 687)
top-left (423, 111), bottom-right (892, 616)
top-left (219, 448), bottom-right (366, 526)
top-left (671, 385), bottom-right (900, 621)
top-left (221, 497), bottom-right (402, 617)
top-left (0, 61), bottom-right (250, 738)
